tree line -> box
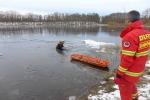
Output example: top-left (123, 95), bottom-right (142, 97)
top-left (102, 8), bottom-right (150, 25)
top-left (0, 8), bottom-right (149, 25)
top-left (0, 11), bottom-right (100, 23)
top-left (142, 8), bottom-right (150, 25)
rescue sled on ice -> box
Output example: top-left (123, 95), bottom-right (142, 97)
top-left (70, 54), bottom-right (109, 68)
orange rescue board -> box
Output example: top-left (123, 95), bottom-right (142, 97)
top-left (71, 54), bottom-right (109, 68)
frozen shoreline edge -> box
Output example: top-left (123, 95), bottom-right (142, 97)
top-left (87, 60), bottom-right (150, 100)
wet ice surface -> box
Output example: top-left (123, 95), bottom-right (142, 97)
top-left (0, 27), bottom-right (121, 100)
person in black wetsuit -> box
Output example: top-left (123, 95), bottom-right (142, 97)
top-left (56, 41), bottom-right (65, 50)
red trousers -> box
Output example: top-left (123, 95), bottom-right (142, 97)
top-left (117, 78), bottom-right (139, 100)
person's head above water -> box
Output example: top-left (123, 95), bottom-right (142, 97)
top-left (59, 40), bottom-right (65, 44)
top-left (127, 10), bottom-right (140, 22)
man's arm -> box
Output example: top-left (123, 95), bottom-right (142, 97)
top-left (117, 35), bottom-right (138, 77)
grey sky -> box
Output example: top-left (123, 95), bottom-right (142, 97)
top-left (0, 0), bottom-right (149, 15)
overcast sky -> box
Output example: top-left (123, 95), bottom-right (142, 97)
top-left (0, 0), bottom-right (149, 15)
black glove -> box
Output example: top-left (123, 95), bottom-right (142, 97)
top-left (116, 73), bottom-right (122, 78)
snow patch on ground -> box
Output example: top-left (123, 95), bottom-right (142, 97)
top-left (146, 60), bottom-right (150, 67)
top-left (88, 75), bottom-right (150, 100)
top-left (143, 75), bottom-right (150, 80)
top-left (113, 85), bottom-right (119, 89)
top-left (88, 89), bottom-right (120, 100)
top-left (100, 81), bottom-right (106, 85)
top-left (109, 77), bottom-right (114, 80)
top-left (83, 40), bottom-right (116, 49)
top-left (139, 84), bottom-right (150, 99)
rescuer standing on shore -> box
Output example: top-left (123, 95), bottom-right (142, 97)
top-left (114, 10), bottom-right (150, 100)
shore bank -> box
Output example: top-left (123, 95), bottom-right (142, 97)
top-left (78, 60), bottom-right (150, 100)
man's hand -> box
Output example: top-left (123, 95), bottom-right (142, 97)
top-left (114, 77), bottom-right (121, 84)
top-left (114, 74), bottom-right (122, 84)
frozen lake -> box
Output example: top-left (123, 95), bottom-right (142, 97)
top-left (0, 26), bottom-right (121, 100)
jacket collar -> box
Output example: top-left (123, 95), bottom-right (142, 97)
top-left (120, 20), bottom-right (144, 38)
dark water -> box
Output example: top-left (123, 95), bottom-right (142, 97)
top-left (0, 26), bottom-right (121, 100)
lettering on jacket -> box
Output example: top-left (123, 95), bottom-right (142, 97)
top-left (139, 34), bottom-right (150, 49)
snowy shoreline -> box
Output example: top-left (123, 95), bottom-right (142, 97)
top-left (88, 61), bottom-right (150, 100)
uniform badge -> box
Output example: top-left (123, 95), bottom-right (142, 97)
top-left (123, 41), bottom-right (130, 48)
